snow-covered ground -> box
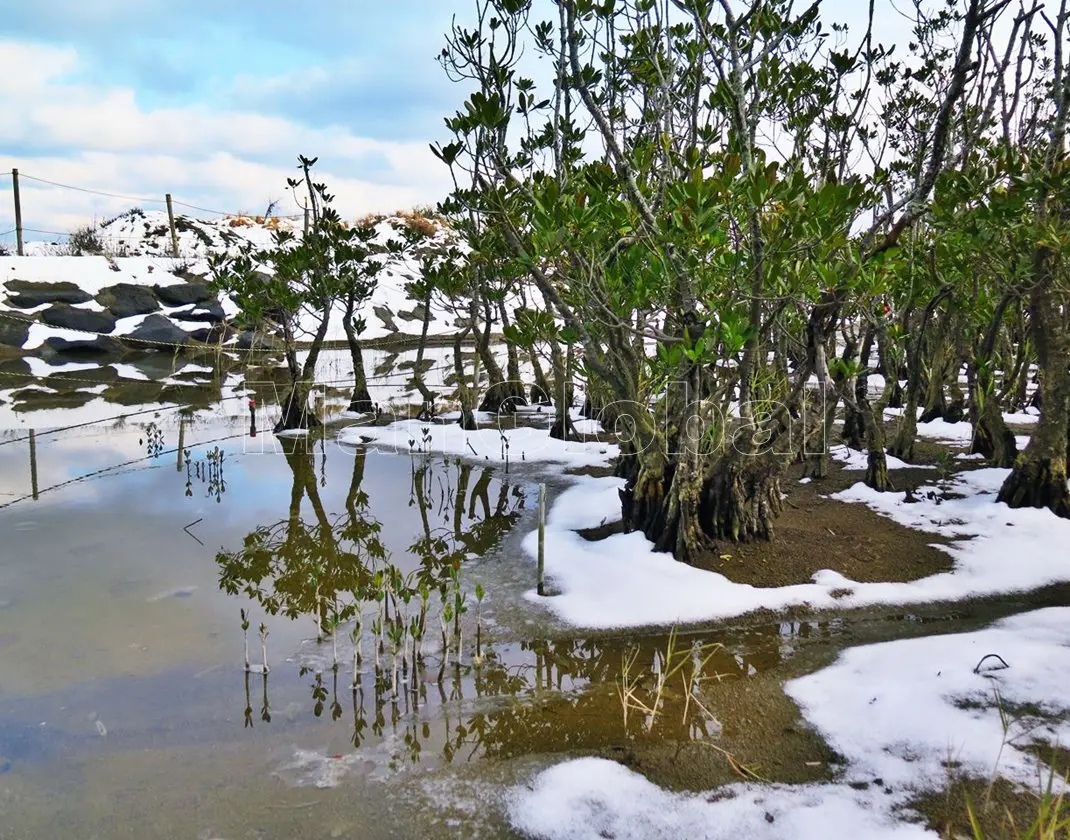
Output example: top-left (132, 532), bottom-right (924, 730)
top-left (337, 411), bottom-right (616, 470)
top-left (510, 465), bottom-right (1070, 629)
top-left (0, 210), bottom-right (529, 351)
top-left (506, 607), bottom-right (1070, 840)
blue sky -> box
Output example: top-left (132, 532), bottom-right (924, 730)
top-left (0, 1), bottom-right (474, 240)
top-left (3, 1), bottom-right (461, 142)
top-left (0, 0), bottom-right (925, 244)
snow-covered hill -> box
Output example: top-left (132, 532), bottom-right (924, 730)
top-left (0, 209), bottom-right (505, 358)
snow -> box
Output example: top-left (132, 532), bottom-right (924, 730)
top-left (109, 362), bottom-right (150, 381)
top-left (22, 323), bottom-right (90, 350)
top-left (338, 418), bottom-right (618, 469)
top-left (507, 758), bottom-right (934, 840)
top-left (507, 608), bottom-right (1070, 840)
top-left (23, 356), bottom-right (100, 375)
top-left (829, 445), bottom-right (932, 471)
top-left (787, 607), bottom-right (1070, 792)
top-left (516, 467), bottom-right (1070, 630)
top-left (1, 211), bottom-right (525, 351)
top-left (915, 419), bottom-right (974, 442)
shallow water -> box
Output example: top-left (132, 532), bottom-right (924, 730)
top-left (1, 379), bottom-right (1067, 839)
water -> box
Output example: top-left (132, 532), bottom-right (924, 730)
top-left (1, 372), bottom-right (1066, 839)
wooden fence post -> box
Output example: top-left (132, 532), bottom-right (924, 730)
top-left (29, 429), bottom-right (38, 500)
top-left (165, 193), bottom-right (179, 257)
top-left (537, 483), bottom-right (546, 596)
top-left (176, 415), bottom-right (185, 472)
top-left (12, 168), bottom-right (24, 256)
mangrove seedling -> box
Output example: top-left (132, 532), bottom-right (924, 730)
top-left (240, 608), bottom-right (251, 672)
top-left (474, 582), bottom-right (486, 664)
top-left (259, 622), bottom-right (270, 674)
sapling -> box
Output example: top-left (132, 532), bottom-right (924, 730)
top-left (474, 582), bottom-right (486, 664)
top-left (409, 614), bottom-right (422, 695)
top-left (331, 604), bottom-right (340, 672)
top-left (371, 615), bottom-right (383, 669)
top-left (417, 585), bottom-right (430, 663)
top-left (313, 584), bottom-right (323, 642)
top-left (260, 672), bottom-right (271, 722)
top-left (440, 601), bottom-right (454, 671)
top-left (259, 622), bottom-right (270, 674)
top-left (350, 608), bottom-right (364, 687)
top-left (240, 608), bottom-right (251, 672)
top-left (243, 670), bottom-right (253, 728)
top-left (387, 617), bottom-right (405, 695)
top-left (451, 571), bottom-right (467, 663)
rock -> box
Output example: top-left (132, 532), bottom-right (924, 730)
top-left (170, 301), bottom-right (225, 323)
top-left (96, 283), bottom-right (161, 318)
top-left (154, 282), bottom-right (212, 307)
top-left (188, 324), bottom-right (235, 345)
top-left (122, 314), bottom-right (192, 349)
top-left (396, 303), bottom-right (427, 323)
top-left (4, 279), bottom-right (92, 308)
top-left (372, 304), bottom-right (399, 332)
top-left (235, 329), bottom-right (282, 351)
top-left (41, 335), bottom-right (123, 356)
top-left (0, 311), bottom-right (30, 348)
top-left (40, 303), bottom-right (117, 335)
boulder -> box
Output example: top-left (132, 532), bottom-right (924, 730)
top-left (41, 335), bottom-right (123, 356)
top-left (0, 311), bottom-right (30, 348)
top-left (170, 301), bottom-right (226, 323)
top-left (40, 303), bottom-right (117, 335)
top-left (122, 314), bottom-right (192, 350)
top-left (372, 304), bottom-right (399, 332)
top-left (96, 283), bottom-right (161, 318)
top-left (188, 324), bottom-right (235, 345)
top-left (4, 279), bottom-right (92, 308)
top-left (154, 282), bottom-right (212, 307)
top-left (235, 329), bottom-right (283, 351)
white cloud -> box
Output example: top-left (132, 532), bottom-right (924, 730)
top-left (0, 40), bottom-right (453, 239)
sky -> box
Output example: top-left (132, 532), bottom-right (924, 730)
top-left (0, 0), bottom-right (952, 247)
top-left (0, 1), bottom-right (475, 243)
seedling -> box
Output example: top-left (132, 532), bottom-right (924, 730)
top-left (474, 582), bottom-right (486, 664)
top-left (240, 608), bottom-right (251, 672)
top-left (259, 622), bottom-right (270, 674)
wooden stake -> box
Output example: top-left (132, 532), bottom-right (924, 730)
top-left (537, 482), bottom-right (546, 596)
top-left (165, 193), bottom-right (179, 257)
top-left (176, 415), bottom-right (185, 472)
top-left (29, 429), bottom-right (38, 500)
top-left (12, 169), bottom-right (24, 256)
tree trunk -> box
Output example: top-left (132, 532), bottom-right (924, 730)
top-left (453, 329), bottom-right (478, 431)
top-left (549, 344), bottom-right (577, 441)
top-left (529, 349), bottom-right (553, 404)
top-left (497, 299), bottom-right (526, 399)
top-left (620, 445), bottom-right (783, 565)
top-left (275, 311), bottom-right (330, 432)
top-left (476, 298), bottom-right (524, 413)
top-left (863, 399), bottom-right (891, 491)
top-left (998, 272), bottom-right (1070, 517)
top-left (342, 293), bottom-right (373, 414)
top-left (411, 288), bottom-right (437, 413)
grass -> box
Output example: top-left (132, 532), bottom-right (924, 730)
top-left (917, 685), bottom-right (1070, 839)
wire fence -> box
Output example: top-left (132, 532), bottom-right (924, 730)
top-left (1, 167), bottom-right (306, 256)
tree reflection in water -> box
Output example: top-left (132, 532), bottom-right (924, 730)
top-left (216, 438), bottom-right (840, 774)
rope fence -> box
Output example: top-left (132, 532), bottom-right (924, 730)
top-left (1, 167), bottom-right (307, 257)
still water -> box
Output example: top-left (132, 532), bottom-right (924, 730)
top-left (1, 379), bottom-right (1051, 838)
